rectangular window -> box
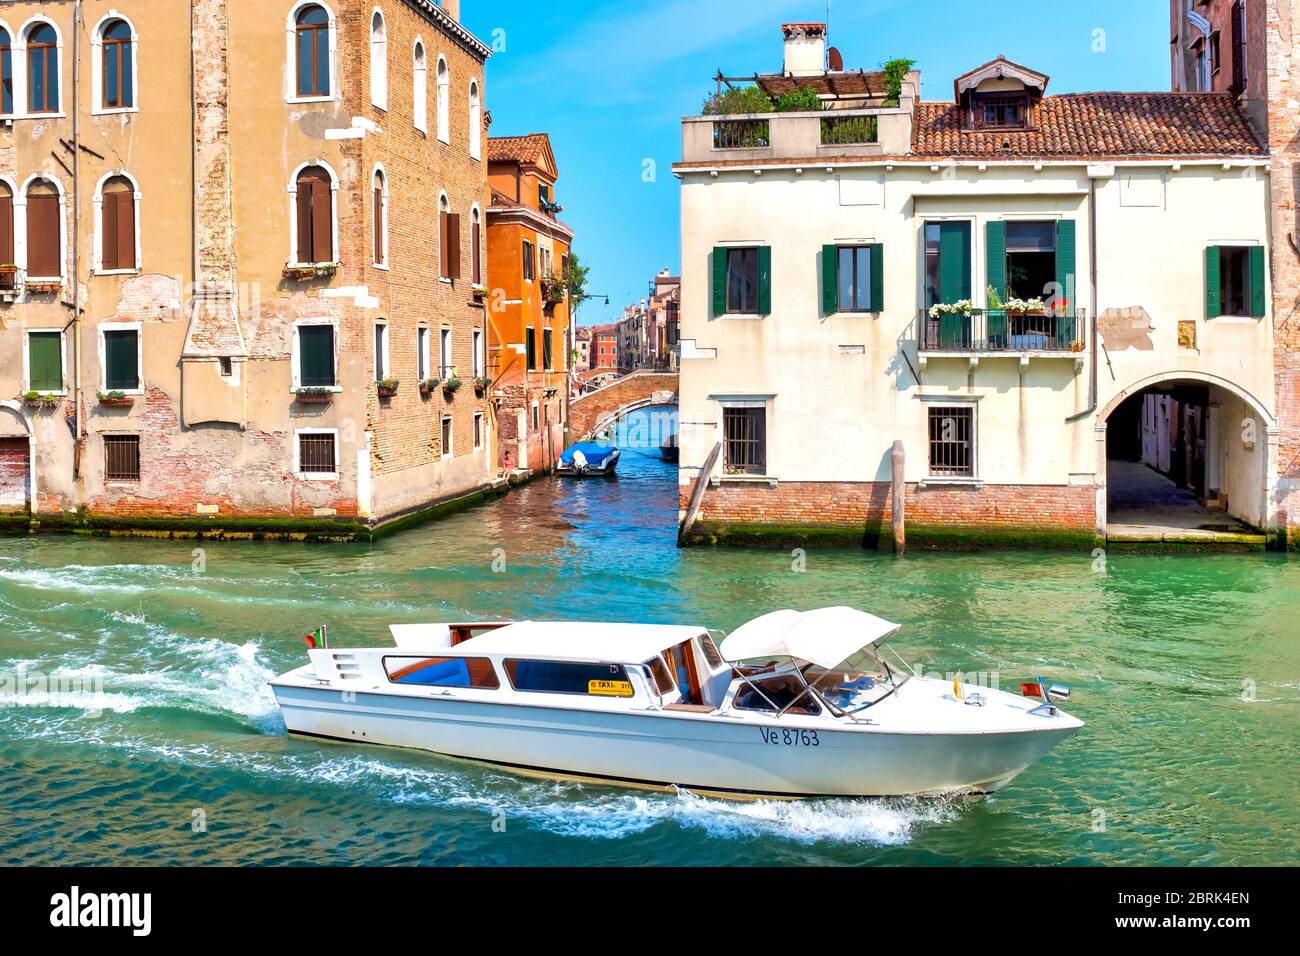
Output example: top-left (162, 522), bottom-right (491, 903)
top-left (374, 323), bottom-right (388, 381)
top-left (504, 659), bottom-right (632, 698)
top-left (971, 94), bottom-right (1027, 129)
top-left (538, 183), bottom-right (551, 207)
top-left (471, 216), bottom-right (482, 284)
top-left (1231, 0), bottom-right (1247, 93)
top-left (726, 248), bottom-right (759, 314)
top-left (1, 44), bottom-right (12, 115)
top-left (417, 327), bottom-right (429, 381)
top-left (836, 246), bottom-right (875, 311)
top-left (1209, 32), bottom-right (1221, 74)
top-left (440, 328), bottom-right (453, 377)
top-left (298, 324), bottom-right (335, 388)
top-left (441, 417), bottom-right (453, 459)
top-left (1219, 246), bottom-right (1252, 316)
top-left (28, 36), bottom-right (59, 114)
top-left (103, 328), bottom-right (140, 391)
top-left (473, 412), bottom-right (483, 449)
top-left (928, 406), bottom-right (975, 478)
top-left (27, 331), bottom-right (62, 392)
top-left (103, 435), bottom-right (140, 481)
top-left (385, 656), bottom-right (500, 688)
top-left (723, 406), bottom-right (766, 476)
top-left (472, 329), bottom-right (484, 377)
top-left (522, 240), bottom-right (535, 281)
top-left (924, 221), bottom-right (972, 308)
top-left (1004, 221), bottom-right (1056, 300)
top-left (543, 328), bottom-right (553, 370)
top-left (525, 327), bottom-right (536, 371)
top-left (297, 431), bottom-right (337, 477)
top-left (101, 190), bottom-right (136, 272)
top-left (26, 192), bottom-right (60, 279)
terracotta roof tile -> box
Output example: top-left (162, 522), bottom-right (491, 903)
top-left (912, 92), bottom-right (1265, 159)
top-left (488, 134), bottom-right (549, 165)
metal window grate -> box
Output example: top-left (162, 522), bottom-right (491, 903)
top-left (104, 435), bottom-right (140, 481)
top-left (298, 433), bottom-right (336, 475)
top-left (928, 406), bottom-right (974, 477)
top-left (723, 407), bottom-right (766, 475)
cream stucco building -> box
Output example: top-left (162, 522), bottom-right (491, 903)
top-left (676, 24), bottom-right (1277, 548)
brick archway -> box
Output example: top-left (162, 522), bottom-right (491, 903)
top-left (569, 371), bottom-right (678, 441)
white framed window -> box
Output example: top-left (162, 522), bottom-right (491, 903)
top-left (371, 165), bottom-right (388, 268)
top-left (291, 320), bottom-right (339, 391)
top-left (23, 328), bottom-right (66, 395)
top-left (18, 172), bottom-right (68, 282)
top-left (473, 412), bottom-right (484, 450)
top-left (468, 79), bottom-right (481, 160)
top-left (20, 16), bottom-right (65, 118)
top-left (287, 160), bottom-right (339, 266)
top-left (98, 322), bottom-right (144, 395)
top-left (286, 2), bottom-right (338, 104)
top-left (369, 8), bottom-right (387, 110)
top-left (417, 325), bottom-right (430, 381)
top-left (440, 327), bottom-right (453, 378)
top-left (412, 39), bottom-right (427, 133)
top-left (472, 328), bottom-right (484, 378)
top-left (440, 416), bottom-right (453, 460)
top-left (91, 13), bottom-right (138, 116)
top-left (531, 400), bottom-right (540, 431)
top-left (374, 321), bottom-right (390, 381)
top-left (436, 55), bottom-right (450, 144)
top-left (294, 428), bottom-right (339, 480)
top-left (92, 170), bottom-right (141, 274)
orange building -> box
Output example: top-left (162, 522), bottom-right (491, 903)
top-left (485, 134), bottom-right (574, 473)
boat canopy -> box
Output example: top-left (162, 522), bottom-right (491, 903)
top-left (719, 607), bottom-right (902, 670)
top-left (560, 442), bottom-right (618, 466)
top-left (458, 621), bottom-right (705, 664)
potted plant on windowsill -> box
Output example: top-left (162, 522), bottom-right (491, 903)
top-left (443, 374), bottom-right (463, 395)
top-left (540, 272), bottom-right (566, 307)
top-left (0, 264), bottom-right (20, 292)
top-left (473, 375), bottom-right (489, 396)
top-left (294, 387), bottom-right (334, 404)
top-left (20, 391), bottom-right (60, 409)
top-left (471, 283), bottom-right (488, 301)
top-left (25, 278), bottom-right (62, 295)
top-left (97, 390), bottom-right (134, 408)
top-left (282, 261), bottom-right (339, 282)
top-left (376, 378), bottom-right (400, 398)
top-left (928, 299), bottom-right (974, 319)
top-left (418, 378), bottom-right (441, 396)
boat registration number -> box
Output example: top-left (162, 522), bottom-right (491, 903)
top-left (588, 679), bottom-right (634, 698)
top-left (759, 727), bottom-right (820, 747)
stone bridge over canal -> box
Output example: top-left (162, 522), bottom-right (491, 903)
top-left (570, 371), bottom-right (679, 441)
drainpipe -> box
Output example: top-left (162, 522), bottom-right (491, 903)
top-left (71, 0), bottom-right (84, 482)
top-left (1066, 174), bottom-right (1100, 424)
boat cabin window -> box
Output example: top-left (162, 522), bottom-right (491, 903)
top-left (642, 656), bottom-right (676, 695)
top-left (505, 660), bottom-right (634, 699)
top-left (664, 640), bottom-right (703, 706)
top-left (697, 633), bottom-right (725, 669)
top-left (802, 656), bottom-right (905, 715)
top-left (385, 656), bottom-right (500, 689)
top-left (733, 674), bottom-right (821, 716)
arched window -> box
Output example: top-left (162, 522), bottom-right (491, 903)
top-left (438, 195), bottom-right (459, 280)
top-left (369, 10), bottom-right (387, 110)
top-left (294, 165), bottom-right (334, 265)
top-left (26, 179), bottom-right (61, 279)
top-left (0, 30), bottom-right (13, 116)
top-left (412, 40), bottom-right (427, 133)
top-left (27, 23), bottom-right (59, 114)
top-left (294, 5), bottom-right (331, 98)
top-left (471, 206), bottom-right (482, 285)
top-left (100, 19), bottom-right (135, 110)
top-left (99, 176), bottom-right (138, 272)
top-left (436, 56), bottom-right (449, 143)
top-left (468, 79), bottom-right (481, 160)
top-left (372, 168), bottom-right (387, 267)
top-left (0, 182), bottom-right (14, 271)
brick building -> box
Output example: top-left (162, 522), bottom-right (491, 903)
top-left (0, 0), bottom-right (495, 536)
top-left (485, 132), bottom-right (573, 473)
top-left (588, 323), bottom-right (619, 371)
top-left (1171, 0), bottom-right (1300, 545)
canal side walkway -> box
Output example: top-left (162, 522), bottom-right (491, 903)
top-left (1106, 460), bottom-right (1266, 549)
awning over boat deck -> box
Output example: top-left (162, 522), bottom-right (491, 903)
top-left (719, 607), bottom-right (902, 670)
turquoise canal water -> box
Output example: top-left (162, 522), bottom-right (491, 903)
top-left (1, 407), bottom-right (1298, 866)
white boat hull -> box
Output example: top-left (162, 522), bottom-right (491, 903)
top-left (273, 683), bottom-right (1079, 798)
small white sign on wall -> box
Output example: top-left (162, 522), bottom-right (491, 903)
top-left (1119, 172), bottom-right (1165, 208)
top-left (838, 173), bottom-right (884, 207)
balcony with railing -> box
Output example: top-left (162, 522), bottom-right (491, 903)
top-left (915, 308), bottom-right (1087, 368)
top-left (684, 105), bottom-right (910, 164)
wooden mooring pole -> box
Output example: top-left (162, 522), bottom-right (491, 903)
top-left (678, 442), bottom-right (721, 546)
top-left (891, 440), bottom-right (906, 555)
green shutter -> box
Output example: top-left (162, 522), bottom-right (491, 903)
top-left (104, 330), bottom-right (139, 391)
top-left (1249, 245), bottom-right (1266, 317)
top-left (711, 247), bottom-right (727, 317)
top-left (822, 244), bottom-right (838, 315)
top-left (869, 243), bottom-right (884, 312)
top-left (28, 332), bottom-right (62, 392)
top-left (1055, 220), bottom-right (1076, 309)
top-left (757, 245), bottom-right (772, 315)
top-left (938, 222), bottom-right (971, 304)
top-left (299, 325), bottom-right (334, 387)
top-left (1206, 246), bottom-right (1222, 319)
top-left (986, 221), bottom-right (1006, 303)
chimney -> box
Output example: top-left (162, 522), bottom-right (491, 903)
top-left (442, 0), bottom-right (460, 20)
top-left (782, 23), bottom-right (826, 77)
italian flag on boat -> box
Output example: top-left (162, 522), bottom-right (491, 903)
top-left (303, 626), bottom-right (326, 650)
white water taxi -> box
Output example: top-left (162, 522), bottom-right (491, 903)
top-left (269, 607), bottom-right (1081, 799)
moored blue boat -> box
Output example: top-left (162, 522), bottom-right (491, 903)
top-left (557, 441), bottom-right (621, 477)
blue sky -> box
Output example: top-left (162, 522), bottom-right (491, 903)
top-left (462, 0), bottom-right (1170, 327)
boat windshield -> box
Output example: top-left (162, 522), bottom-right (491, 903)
top-left (802, 646), bottom-right (909, 715)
